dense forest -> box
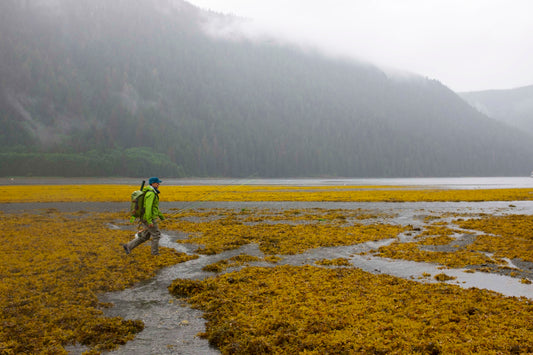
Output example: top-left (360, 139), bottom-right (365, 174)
top-left (1, 0), bottom-right (533, 177)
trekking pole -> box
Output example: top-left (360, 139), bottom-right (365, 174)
top-left (166, 173), bottom-right (259, 219)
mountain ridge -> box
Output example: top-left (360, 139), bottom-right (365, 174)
top-left (1, 0), bottom-right (532, 177)
top-left (460, 85), bottom-right (533, 136)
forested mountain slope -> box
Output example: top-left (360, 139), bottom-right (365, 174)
top-left (460, 85), bottom-right (533, 137)
top-left (1, 0), bottom-right (532, 177)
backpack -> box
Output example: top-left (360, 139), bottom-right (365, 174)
top-left (130, 181), bottom-right (146, 220)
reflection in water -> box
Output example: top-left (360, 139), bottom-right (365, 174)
top-left (99, 199), bottom-right (532, 354)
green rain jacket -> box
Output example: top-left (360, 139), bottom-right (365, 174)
top-left (142, 186), bottom-right (164, 224)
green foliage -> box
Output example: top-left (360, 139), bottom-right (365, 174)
top-left (0, 148), bottom-right (184, 177)
top-left (0, 0), bottom-right (532, 177)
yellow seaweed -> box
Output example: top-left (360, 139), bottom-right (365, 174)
top-left (456, 214), bottom-right (533, 262)
top-left (164, 208), bottom-right (408, 256)
top-left (0, 211), bottom-right (197, 354)
top-left (373, 241), bottom-right (494, 268)
top-left (315, 258), bottom-right (352, 266)
top-left (1, 184), bottom-right (532, 202)
top-left (169, 265), bottom-right (533, 354)
top-left (202, 254), bottom-right (262, 273)
top-left (2, 184), bottom-right (532, 354)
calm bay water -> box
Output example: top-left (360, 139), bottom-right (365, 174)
top-left (174, 176), bottom-right (533, 189)
top-left (2, 176), bottom-right (533, 189)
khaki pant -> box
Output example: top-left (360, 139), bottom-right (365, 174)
top-left (125, 221), bottom-right (161, 255)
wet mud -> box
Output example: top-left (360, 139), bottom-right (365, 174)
top-left (7, 200), bottom-right (529, 354)
top-left (67, 200), bottom-right (532, 355)
top-left (99, 237), bottom-right (223, 355)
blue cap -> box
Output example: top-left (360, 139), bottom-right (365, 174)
top-left (149, 177), bottom-right (162, 185)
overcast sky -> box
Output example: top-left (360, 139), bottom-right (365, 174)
top-left (186, 0), bottom-right (532, 92)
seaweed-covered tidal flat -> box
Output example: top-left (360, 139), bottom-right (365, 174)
top-left (1, 183), bottom-right (532, 354)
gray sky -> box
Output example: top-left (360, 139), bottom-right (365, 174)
top-left (186, 0), bottom-right (533, 92)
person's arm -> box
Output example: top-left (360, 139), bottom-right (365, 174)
top-left (144, 191), bottom-right (155, 225)
top-left (158, 198), bottom-right (164, 220)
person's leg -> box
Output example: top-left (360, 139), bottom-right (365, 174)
top-left (148, 222), bottom-right (161, 255)
top-left (123, 225), bottom-right (150, 254)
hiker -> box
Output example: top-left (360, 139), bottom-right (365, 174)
top-left (123, 177), bottom-right (165, 256)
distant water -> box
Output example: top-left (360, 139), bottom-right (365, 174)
top-left (173, 176), bottom-right (533, 189)
top-left (2, 176), bottom-right (533, 189)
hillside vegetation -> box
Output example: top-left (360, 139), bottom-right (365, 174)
top-left (1, 0), bottom-right (532, 177)
top-left (460, 85), bottom-right (533, 136)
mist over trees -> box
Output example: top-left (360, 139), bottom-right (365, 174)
top-left (460, 85), bottom-right (533, 137)
top-left (1, 0), bottom-right (532, 178)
